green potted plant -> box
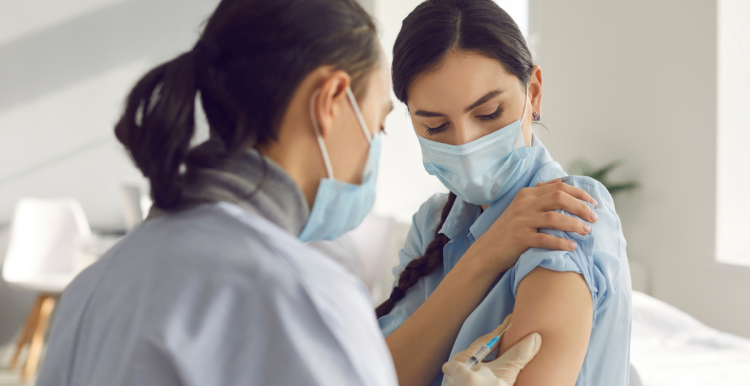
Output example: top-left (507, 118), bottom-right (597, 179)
top-left (567, 159), bottom-right (639, 197)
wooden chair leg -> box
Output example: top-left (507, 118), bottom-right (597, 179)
top-left (21, 295), bottom-right (55, 383)
top-left (8, 295), bottom-right (43, 370)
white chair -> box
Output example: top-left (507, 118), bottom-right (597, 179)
top-left (2, 198), bottom-right (93, 382)
top-left (120, 185), bottom-right (152, 230)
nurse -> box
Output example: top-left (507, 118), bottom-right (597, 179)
top-left (36, 0), bottom-right (594, 385)
top-left (378, 1), bottom-right (632, 386)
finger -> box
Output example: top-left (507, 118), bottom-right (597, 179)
top-left (534, 178), bottom-right (561, 188)
top-left (442, 360), bottom-right (460, 378)
top-left (538, 190), bottom-right (598, 223)
top-left (487, 333), bottom-right (542, 384)
top-left (442, 361), bottom-right (478, 386)
top-left (534, 211), bottom-right (591, 236)
top-left (531, 181), bottom-right (598, 208)
top-left (530, 233), bottom-right (578, 251)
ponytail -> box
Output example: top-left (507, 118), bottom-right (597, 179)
top-left (115, 52), bottom-right (198, 209)
top-left (116, 0), bottom-right (379, 210)
top-left (376, 192), bottom-right (457, 318)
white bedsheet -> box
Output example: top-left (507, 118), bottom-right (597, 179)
top-left (631, 291), bottom-right (750, 385)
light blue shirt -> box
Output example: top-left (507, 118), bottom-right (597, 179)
top-left (38, 202), bottom-right (398, 386)
top-left (379, 137), bottom-right (632, 386)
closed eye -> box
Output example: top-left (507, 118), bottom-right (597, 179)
top-left (477, 105), bottom-right (503, 122)
top-left (425, 122), bottom-right (449, 136)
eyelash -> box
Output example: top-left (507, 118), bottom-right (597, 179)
top-left (478, 105), bottom-right (503, 122)
top-left (424, 105), bottom-right (504, 136)
top-left (425, 123), bottom-right (449, 136)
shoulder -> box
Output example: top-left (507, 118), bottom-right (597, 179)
top-left (561, 175), bottom-right (617, 217)
top-left (514, 175), bottom-right (628, 311)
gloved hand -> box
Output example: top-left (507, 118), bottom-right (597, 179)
top-left (442, 315), bottom-right (542, 386)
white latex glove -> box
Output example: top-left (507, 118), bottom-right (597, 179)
top-left (442, 316), bottom-right (541, 386)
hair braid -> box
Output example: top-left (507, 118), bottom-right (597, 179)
top-left (376, 192), bottom-right (457, 318)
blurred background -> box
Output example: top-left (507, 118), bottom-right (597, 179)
top-left (0, 0), bottom-right (749, 385)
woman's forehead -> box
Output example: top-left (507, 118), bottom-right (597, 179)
top-left (407, 52), bottom-right (516, 111)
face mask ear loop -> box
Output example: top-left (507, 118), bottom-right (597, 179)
top-left (310, 90), bottom-right (335, 180)
top-left (345, 88), bottom-right (372, 143)
top-left (514, 85), bottom-right (531, 155)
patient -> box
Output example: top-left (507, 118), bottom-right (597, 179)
top-left (376, 1), bottom-right (632, 385)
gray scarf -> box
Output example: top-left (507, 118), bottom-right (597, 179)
top-left (174, 148), bottom-right (311, 236)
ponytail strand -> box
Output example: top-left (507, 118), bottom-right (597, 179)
top-left (115, 51), bottom-right (199, 209)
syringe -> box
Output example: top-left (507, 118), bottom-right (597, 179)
top-left (445, 323), bottom-right (512, 386)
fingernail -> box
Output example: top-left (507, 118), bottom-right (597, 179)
top-left (591, 198), bottom-right (598, 207)
top-left (583, 224), bottom-right (592, 233)
top-left (590, 211), bottom-right (598, 222)
top-left (568, 241), bottom-right (577, 249)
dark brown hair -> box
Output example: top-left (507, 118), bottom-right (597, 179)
top-left (115, 0), bottom-right (379, 209)
top-left (376, 0), bottom-right (533, 318)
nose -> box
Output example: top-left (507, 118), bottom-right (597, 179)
top-left (451, 120), bottom-right (485, 146)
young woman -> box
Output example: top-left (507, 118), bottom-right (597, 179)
top-left (377, 1), bottom-right (632, 386)
top-left (34, 0), bottom-right (582, 385)
top-left (37, 1), bottom-right (396, 384)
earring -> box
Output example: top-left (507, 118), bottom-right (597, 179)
top-left (533, 112), bottom-right (541, 122)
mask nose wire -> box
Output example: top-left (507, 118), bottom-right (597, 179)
top-left (309, 89), bottom-right (335, 180)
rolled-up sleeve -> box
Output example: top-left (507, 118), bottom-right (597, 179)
top-left (508, 176), bottom-right (624, 323)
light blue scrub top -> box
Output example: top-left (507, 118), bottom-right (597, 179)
top-left (379, 137), bottom-right (632, 386)
top-left (38, 203), bottom-right (398, 386)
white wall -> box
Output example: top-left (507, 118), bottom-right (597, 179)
top-left (531, 0), bottom-right (750, 338)
top-left (716, 0), bottom-right (750, 263)
top-left (0, 0), bottom-right (220, 344)
top-left (369, 0), bottom-right (448, 223)
top-left (0, 0), bottom-right (220, 230)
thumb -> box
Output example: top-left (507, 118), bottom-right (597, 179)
top-left (452, 315), bottom-right (513, 363)
top-left (485, 332), bottom-right (542, 384)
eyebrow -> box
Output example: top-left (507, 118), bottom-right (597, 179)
top-left (413, 89), bottom-right (503, 117)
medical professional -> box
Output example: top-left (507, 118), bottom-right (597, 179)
top-left (377, 1), bottom-right (632, 386)
top-left (33, 0), bottom-right (566, 385)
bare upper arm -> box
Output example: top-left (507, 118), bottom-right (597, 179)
top-left (498, 267), bottom-right (593, 386)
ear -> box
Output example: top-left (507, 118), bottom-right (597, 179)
top-left (529, 65), bottom-right (543, 117)
top-left (313, 70), bottom-right (352, 138)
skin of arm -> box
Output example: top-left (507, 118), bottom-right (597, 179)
top-left (498, 267), bottom-right (593, 386)
top-left (385, 246), bottom-right (503, 386)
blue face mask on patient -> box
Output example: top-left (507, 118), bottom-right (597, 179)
top-left (299, 88), bottom-right (380, 242)
top-left (417, 88), bottom-right (535, 205)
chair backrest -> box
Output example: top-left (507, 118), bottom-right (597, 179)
top-left (348, 214), bottom-right (395, 301)
top-left (120, 185), bottom-right (143, 230)
top-left (2, 198), bottom-right (91, 284)
top-left (630, 363), bottom-right (644, 386)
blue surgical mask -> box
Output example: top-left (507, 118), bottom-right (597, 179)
top-left (417, 88), bottom-right (535, 205)
top-left (299, 88), bottom-right (380, 242)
